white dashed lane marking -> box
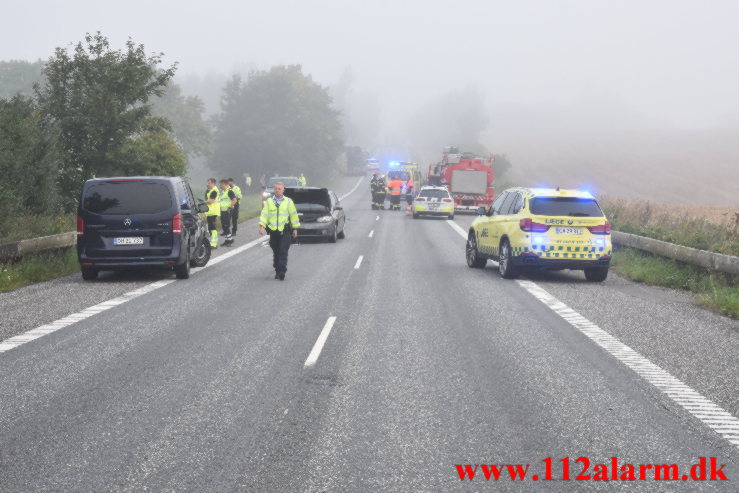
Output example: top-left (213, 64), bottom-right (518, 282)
top-left (354, 255), bottom-right (364, 270)
top-left (368, 230), bottom-right (374, 238)
top-left (445, 219), bottom-right (739, 450)
top-left (304, 316), bottom-right (337, 368)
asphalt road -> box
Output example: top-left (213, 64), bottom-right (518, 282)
top-left (1, 177), bottom-right (737, 492)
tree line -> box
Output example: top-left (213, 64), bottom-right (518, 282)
top-left (0, 32), bottom-right (346, 230)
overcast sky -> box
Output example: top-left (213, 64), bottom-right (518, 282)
top-left (3, 0), bottom-right (739, 130)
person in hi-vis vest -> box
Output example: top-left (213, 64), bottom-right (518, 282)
top-left (259, 182), bottom-right (300, 281)
top-left (219, 179), bottom-right (237, 247)
top-left (204, 178), bottom-right (220, 248)
top-left (228, 178), bottom-right (242, 236)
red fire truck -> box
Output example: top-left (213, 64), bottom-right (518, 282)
top-left (427, 147), bottom-right (494, 212)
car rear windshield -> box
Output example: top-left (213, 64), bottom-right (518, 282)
top-left (268, 178), bottom-right (300, 187)
top-left (530, 197), bottom-right (604, 217)
top-left (82, 182), bottom-right (173, 214)
top-left (419, 189), bottom-right (449, 198)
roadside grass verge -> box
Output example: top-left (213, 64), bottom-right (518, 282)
top-left (611, 247), bottom-right (739, 319)
top-left (0, 248), bottom-right (79, 293)
top-left (0, 214), bottom-right (76, 244)
top-left (601, 197), bottom-right (739, 256)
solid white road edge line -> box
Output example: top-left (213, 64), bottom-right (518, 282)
top-left (304, 316), bottom-right (337, 368)
top-left (1, 178), bottom-right (368, 356)
top-left (354, 255), bottom-right (364, 270)
top-left (0, 235), bottom-right (268, 354)
top-left (369, 230), bottom-right (374, 238)
top-left (339, 176), bottom-right (364, 201)
top-left (444, 218), bottom-right (739, 449)
top-left (516, 279), bottom-right (739, 450)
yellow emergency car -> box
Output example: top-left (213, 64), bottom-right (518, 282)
top-left (466, 187), bottom-right (612, 281)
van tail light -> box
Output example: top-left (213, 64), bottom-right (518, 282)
top-left (519, 218), bottom-right (550, 233)
top-left (587, 221), bottom-right (611, 234)
top-left (415, 197), bottom-right (426, 202)
top-left (172, 213), bottom-right (182, 235)
top-left (76, 216), bottom-right (84, 237)
top-left (442, 198), bottom-right (453, 203)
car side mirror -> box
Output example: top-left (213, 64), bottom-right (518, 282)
top-left (197, 203), bottom-right (209, 214)
top-left (476, 206), bottom-right (486, 216)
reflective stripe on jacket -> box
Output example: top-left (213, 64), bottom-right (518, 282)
top-left (205, 187), bottom-right (220, 216)
top-left (259, 196), bottom-right (301, 232)
top-left (220, 187), bottom-right (234, 211)
top-left (389, 179), bottom-right (403, 195)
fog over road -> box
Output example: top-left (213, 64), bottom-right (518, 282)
top-left (1, 177), bottom-right (737, 491)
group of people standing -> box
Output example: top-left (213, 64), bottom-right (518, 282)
top-left (370, 172), bottom-right (414, 210)
top-left (204, 178), bottom-right (243, 248)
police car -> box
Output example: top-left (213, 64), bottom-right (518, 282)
top-left (412, 186), bottom-right (455, 219)
top-left (465, 187), bottom-right (612, 281)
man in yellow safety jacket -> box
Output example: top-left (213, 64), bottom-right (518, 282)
top-left (228, 178), bottom-right (243, 236)
top-left (259, 182), bottom-right (301, 280)
top-left (204, 178), bottom-right (220, 248)
top-left (299, 173), bottom-right (307, 186)
top-left (219, 179), bottom-right (237, 246)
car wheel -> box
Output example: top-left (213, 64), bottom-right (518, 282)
top-left (190, 237), bottom-right (211, 267)
top-left (448, 214), bottom-right (455, 220)
top-left (175, 251), bottom-right (191, 279)
top-left (81, 266), bottom-right (98, 281)
top-left (584, 267), bottom-right (609, 282)
top-left (466, 232), bottom-right (487, 268)
top-left (328, 226), bottom-right (337, 243)
top-left (337, 226), bottom-right (345, 239)
top-left (412, 211), bottom-right (419, 219)
top-left (498, 239), bottom-right (520, 279)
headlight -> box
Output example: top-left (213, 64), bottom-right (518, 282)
top-left (316, 216), bottom-right (332, 223)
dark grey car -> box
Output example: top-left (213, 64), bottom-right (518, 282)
top-left (285, 187), bottom-right (346, 243)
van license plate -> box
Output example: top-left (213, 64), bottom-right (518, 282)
top-left (114, 237), bottom-right (144, 245)
top-left (555, 228), bottom-right (582, 235)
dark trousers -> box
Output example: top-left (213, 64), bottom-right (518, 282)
top-left (231, 204), bottom-right (239, 234)
top-left (390, 194), bottom-right (401, 209)
top-left (269, 229), bottom-right (292, 273)
top-left (207, 215), bottom-right (218, 232)
top-left (221, 210), bottom-right (232, 236)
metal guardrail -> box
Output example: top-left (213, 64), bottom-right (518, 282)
top-left (612, 231), bottom-right (739, 276)
top-left (0, 232), bottom-right (76, 261)
top-left (1, 229), bottom-right (737, 276)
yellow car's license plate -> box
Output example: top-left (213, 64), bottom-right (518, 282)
top-left (555, 227), bottom-right (582, 235)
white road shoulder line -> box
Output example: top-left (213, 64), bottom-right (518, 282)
top-left (339, 176), bottom-right (364, 201)
top-left (368, 230), bottom-right (374, 238)
top-left (516, 279), bottom-right (739, 450)
top-left (304, 316), bottom-right (337, 368)
top-left (354, 255), bottom-right (364, 270)
top-left (0, 235), bottom-right (269, 355)
top-left (376, 215), bottom-right (380, 221)
top-left (443, 219), bottom-right (739, 449)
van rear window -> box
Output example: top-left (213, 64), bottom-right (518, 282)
top-left (82, 182), bottom-right (173, 214)
top-left (530, 197), bottom-right (603, 217)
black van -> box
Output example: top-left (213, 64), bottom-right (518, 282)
top-left (77, 177), bottom-right (211, 280)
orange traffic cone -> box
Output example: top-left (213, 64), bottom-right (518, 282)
top-left (405, 204), bottom-right (412, 216)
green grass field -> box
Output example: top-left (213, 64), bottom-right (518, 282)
top-left (611, 247), bottom-right (738, 319)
